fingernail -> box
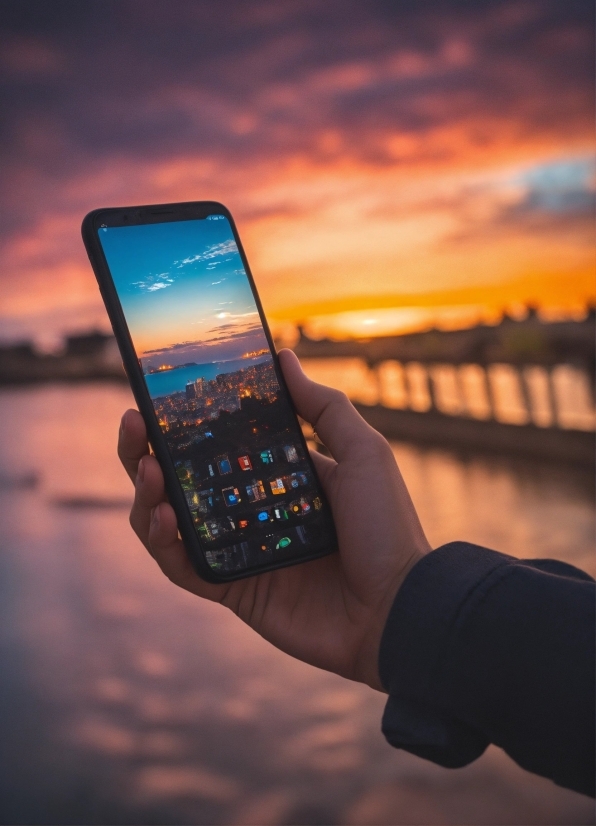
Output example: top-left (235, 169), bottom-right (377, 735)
top-left (151, 506), bottom-right (160, 529)
top-left (137, 456), bottom-right (145, 483)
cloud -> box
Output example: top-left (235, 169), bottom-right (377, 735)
top-left (132, 273), bottom-right (175, 292)
top-left (512, 157), bottom-right (595, 215)
top-left (141, 321), bottom-right (268, 365)
top-left (0, 0), bottom-right (593, 340)
top-left (176, 240), bottom-right (238, 268)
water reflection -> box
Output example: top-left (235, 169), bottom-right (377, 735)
top-left (0, 384), bottom-right (593, 825)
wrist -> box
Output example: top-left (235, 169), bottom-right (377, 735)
top-left (356, 546), bottom-right (427, 692)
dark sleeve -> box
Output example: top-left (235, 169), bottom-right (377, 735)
top-left (378, 541), bottom-right (595, 797)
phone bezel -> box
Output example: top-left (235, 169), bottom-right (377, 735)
top-left (81, 200), bottom-right (337, 582)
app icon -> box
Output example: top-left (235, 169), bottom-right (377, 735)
top-left (238, 518), bottom-right (249, 529)
top-left (313, 496), bottom-right (322, 510)
top-left (276, 536), bottom-right (292, 549)
top-left (257, 510), bottom-right (269, 522)
top-left (274, 507), bottom-right (289, 520)
top-left (198, 516), bottom-right (234, 541)
top-left (283, 445), bottom-right (299, 463)
top-left (222, 486), bottom-right (241, 507)
top-left (270, 478), bottom-right (286, 495)
top-left (290, 497), bottom-right (311, 515)
top-left (197, 489), bottom-right (214, 514)
top-left (238, 455), bottom-right (252, 471)
top-left (217, 456), bottom-right (232, 475)
top-left (246, 479), bottom-right (266, 502)
top-left (260, 449), bottom-right (274, 464)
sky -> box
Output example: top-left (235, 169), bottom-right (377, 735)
top-left (99, 216), bottom-right (268, 366)
top-left (0, 0), bottom-right (593, 345)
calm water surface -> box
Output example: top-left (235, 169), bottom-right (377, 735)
top-left (145, 354), bottom-right (271, 398)
top-left (0, 383), bottom-right (593, 826)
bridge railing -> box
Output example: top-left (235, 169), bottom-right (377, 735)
top-left (300, 358), bottom-right (595, 432)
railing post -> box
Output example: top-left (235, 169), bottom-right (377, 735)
top-left (482, 365), bottom-right (496, 420)
top-left (518, 365), bottom-right (533, 424)
top-left (403, 362), bottom-right (413, 410)
top-left (454, 365), bottom-right (468, 417)
top-left (426, 364), bottom-right (439, 412)
top-left (546, 367), bottom-right (559, 427)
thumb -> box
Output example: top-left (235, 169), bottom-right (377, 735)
top-left (278, 348), bottom-right (384, 462)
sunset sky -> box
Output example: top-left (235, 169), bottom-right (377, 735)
top-left (99, 216), bottom-right (268, 365)
top-left (0, 0), bottom-right (593, 345)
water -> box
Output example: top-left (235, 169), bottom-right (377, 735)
top-left (0, 383), bottom-right (594, 825)
top-left (144, 355), bottom-right (271, 398)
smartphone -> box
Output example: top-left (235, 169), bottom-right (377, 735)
top-left (82, 201), bottom-right (337, 581)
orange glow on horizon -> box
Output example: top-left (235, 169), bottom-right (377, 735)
top-left (1, 65), bottom-right (593, 343)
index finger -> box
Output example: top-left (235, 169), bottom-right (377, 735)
top-left (278, 349), bottom-right (386, 462)
top-left (118, 408), bottom-right (150, 484)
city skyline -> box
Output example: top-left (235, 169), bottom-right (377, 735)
top-left (99, 217), bottom-right (270, 367)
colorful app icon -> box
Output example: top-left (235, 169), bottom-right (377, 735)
top-left (217, 456), bottom-right (232, 475)
top-left (274, 507), bottom-right (289, 520)
top-left (222, 486), bottom-right (241, 507)
top-left (238, 518), bottom-right (249, 529)
top-left (290, 498), bottom-right (311, 515)
top-left (238, 455), bottom-right (252, 471)
top-left (283, 445), bottom-right (299, 463)
top-left (246, 479), bottom-right (266, 502)
top-left (257, 510), bottom-right (269, 522)
top-left (260, 449), bottom-right (274, 464)
top-left (276, 536), bottom-right (292, 549)
top-left (270, 478), bottom-right (286, 495)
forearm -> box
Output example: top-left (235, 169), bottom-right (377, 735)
top-left (379, 542), bottom-right (596, 797)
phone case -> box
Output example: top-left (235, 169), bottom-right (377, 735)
top-left (81, 201), bottom-right (337, 582)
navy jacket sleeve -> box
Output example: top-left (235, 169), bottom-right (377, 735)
top-left (378, 542), bottom-right (595, 797)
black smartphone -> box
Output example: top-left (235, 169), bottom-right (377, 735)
top-left (82, 201), bottom-right (337, 582)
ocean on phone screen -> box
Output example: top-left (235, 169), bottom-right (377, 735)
top-left (144, 353), bottom-right (272, 398)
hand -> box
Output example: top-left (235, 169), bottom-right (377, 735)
top-left (118, 349), bottom-right (430, 691)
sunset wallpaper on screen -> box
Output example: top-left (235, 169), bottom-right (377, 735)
top-left (98, 216), bottom-right (270, 382)
top-left (0, 0), bottom-right (593, 346)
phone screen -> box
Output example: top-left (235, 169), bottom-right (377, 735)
top-left (97, 213), bottom-right (335, 576)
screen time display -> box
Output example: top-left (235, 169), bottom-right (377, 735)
top-left (99, 215), bottom-right (334, 575)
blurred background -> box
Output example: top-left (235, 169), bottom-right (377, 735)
top-left (0, 1), bottom-right (594, 824)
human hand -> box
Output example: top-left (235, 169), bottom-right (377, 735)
top-left (118, 349), bottom-right (430, 691)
